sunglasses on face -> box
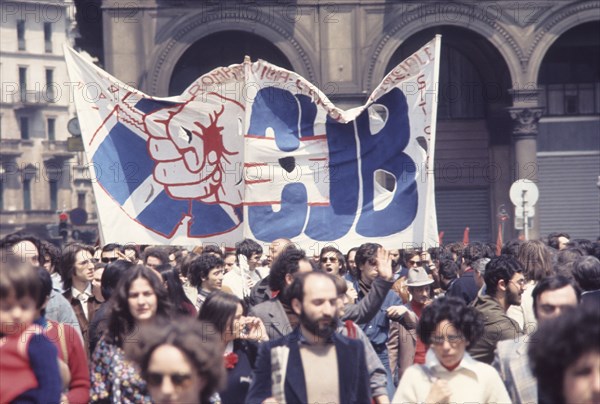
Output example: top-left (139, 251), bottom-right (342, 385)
top-left (408, 260), bottom-right (422, 266)
top-left (101, 257), bottom-right (118, 263)
top-left (320, 256), bottom-right (339, 263)
top-left (146, 372), bottom-right (192, 388)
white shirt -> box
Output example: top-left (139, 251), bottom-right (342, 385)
top-left (71, 283), bottom-right (93, 320)
top-left (222, 266), bottom-right (264, 299)
top-left (393, 349), bottom-right (511, 403)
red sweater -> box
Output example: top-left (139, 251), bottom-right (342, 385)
top-left (45, 320), bottom-right (90, 404)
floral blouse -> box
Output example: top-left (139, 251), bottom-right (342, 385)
top-left (90, 337), bottom-right (152, 403)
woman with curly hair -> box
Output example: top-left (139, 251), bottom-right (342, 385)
top-left (392, 296), bottom-right (510, 403)
top-left (127, 319), bottom-right (226, 404)
top-left (90, 265), bottom-right (172, 403)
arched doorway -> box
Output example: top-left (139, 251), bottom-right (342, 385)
top-left (169, 31), bottom-right (294, 96)
top-left (386, 27), bottom-right (512, 243)
top-left (536, 21), bottom-right (600, 240)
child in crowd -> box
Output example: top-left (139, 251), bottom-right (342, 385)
top-left (0, 262), bottom-right (62, 402)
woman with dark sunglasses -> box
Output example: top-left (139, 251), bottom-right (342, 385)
top-left (127, 319), bottom-right (226, 404)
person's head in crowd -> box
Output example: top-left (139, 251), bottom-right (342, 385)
top-left (331, 275), bottom-right (350, 316)
top-left (143, 247), bottom-right (169, 271)
top-left (93, 262), bottom-right (106, 302)
top-left (567, 239), bottom-right (594, 256)
top-left (36, 267), bottom-right (54, 316)
top-left (288, 271), bottom-right (339, 342)
top-left (406, 266), bottom-right (434, 306)
top-left (356, 243), bottom-right (383, 286)
top-left (202, 244), bottom-right (224, 259)
top-left (486, 242), bottom-right (498, 257)
top-left (128, 319), bottom-right (226, 404)
top-left (572, 256), bottom-right (600, 292)
top-left (444, 242), bottom-right (464, 263)
top-left (268, 238), bottom-right (292, 265)
top-left (235, 239), bottom-right (263, 271)
top-left (389, 249), bottom-right (401, 271)
top-left (516, 240), bottom-right (554, 283)
top-left (198, 291), bottom-right (245, 344)
top-left (529, 303), bottom-right (600, 404)
top-left (461, 242), bottom-right (493, 272)
top-left (123, 244), bottom-right (140, 262)
top-left (0, 233), bottom-right (44, 267)
top-left (438, 259), bottom-right (459, 291)
top-left (484, 255), bottom-right (525, 310)
top-left (0, 262), bottom-right (40, 336)
top-left (319, 246), bottom-right (346, 276)
top-left (501, 240), bottom-right (523, 259)
top-left (58, 243), bottom-right (95, 293)
top-left (101, 259), bottom-right (134, 301)
top-left (531, 275), bottom-right (580, 323)
top-left (547, 232), bottom-right (570, 251)
top-left (223, 252), bottom-right (236, 274)
top-left (101, 243), bottom-right (123, 264)
top-left (104, 265), bottom-right (171, 347)
top-left (472, 257), bottom-right (491, 289)
top-left (167, 247), bottom-right (184, 268)
top-left (418, 296), bottom-right (484, 369)
top-left (178, 252), bottom-right (198, 281)
top-left (345, 247), bottom-right (359, 279)
top-left (400, 248), bottom-right (422, 271)
top-left (188, 254), bottom-right (224, 293)
top-left (157, 266), bottom-right (195, 316)
top-left (555, 247), bottom-right (586, 279)
top-left (40, 240), bottom-right (60, 276)
top-left (269, 246), bottom-right (313, 301)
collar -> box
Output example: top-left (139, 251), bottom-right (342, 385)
top-left (71, 284), bottom-right (92, 300)
top-left (424, 348), bottom-right (479, 377)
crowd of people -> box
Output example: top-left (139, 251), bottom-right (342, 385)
top-left (0, 231), bottom-right (599, 403)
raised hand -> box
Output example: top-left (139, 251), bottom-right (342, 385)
top-left (376, 247), bottom-right (393, 281)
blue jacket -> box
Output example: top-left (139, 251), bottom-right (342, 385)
top-left (245, 327), bottom-right (372, 404)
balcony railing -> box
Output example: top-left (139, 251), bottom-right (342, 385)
top-left (0, 139), bottom-right (23, 159)
top-left (42, 140), bottom-right (74, 161)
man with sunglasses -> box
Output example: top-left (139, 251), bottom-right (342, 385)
top-left (469, 255), bottom-right (525, 364)
top-left (100, 243), bottom-right (122, 263)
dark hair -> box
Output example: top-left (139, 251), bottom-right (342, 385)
top-left (142, 247), bottom-right (169, 266)
top-left (444, 242), bottom-right (464, 260)
top-left (40, 240), bottom-right (61, 272)
top-left (58, 243), bottom-right (95, 291)
top-left (531, 275), bottom-right (581, 318)
top-left (462, 242), bottom-right (493, 267)
top-left (188, 254), bottom-right (224, 288)
top-left (37, 267), bottom-right (53, 308)
top-left (202, 244), bottom-right (224, 258)
top-left (198, 291), bottom-right (243, 336)
top-left (122, 244), bottom-right (140, 260)
top-left (158, 267), bottom-right (195, 316)
top-left (573, 256), bottom-right (600, 291)
top-left (501, 239), bottom-right (524, 258)
top-left (484, 255), bottom-right (524, 296)
top-left (179, 252), bottom-right (199, 278)
top-left (438, 259), bottom-right (459, 280)
top-left (547, 232), bottom-right (570, 250)
top-left (529, 303), bottom-right (600, 403)
top-left (235, 239), bottom-right (263, 259)
top-left (0, 233), bottom-right (44, 266)
top-left (104, 265), bottom-right (172, 347)
top-left (355, 243), bottom-right (381, 273)
top-left (557, 247), bottom-right (585, 266)
top-left (287, 271), bottom-right (336, 305)
top-left (400, 248), bottom-right (421, 267)
top-left (568, 239), bottom-right (594, 256)
top-left (0, 262), bottom-right (40, 304)
top-left (319, 246), bottom-right (346, 275)
top-left (417, 296), bottom-right (484, 348)
top-left (517, 240), bottom-right (554, 282)
top-left (102, 243), bottom-right (123, 254)
top-left (101, 259), bottom-right (134, 301)
top-left (269, 246), bottom-right (308, 293)
top-left (127, 319), bottom-right (226, 404)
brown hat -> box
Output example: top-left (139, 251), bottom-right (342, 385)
top-left (406, 267), bottom-right (434, 287)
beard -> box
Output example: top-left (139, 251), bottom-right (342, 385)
top-left (506, 288), bottom-right (522, 306)
top-left (299, 310), bottom-right (338, 341)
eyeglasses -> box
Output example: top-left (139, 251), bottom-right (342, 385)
top-left (320, 256), bottom-right (339, 263)
top-left (510, 279), bottom-right (526, 287)
top-left (146, 372), bottom-right (192, 388)
top-left (408, 260), bottom-right (422, 266)
top-left (430, 334), bottom-right (464, 345)
top-left (101, 257), bottom-right (118, 263)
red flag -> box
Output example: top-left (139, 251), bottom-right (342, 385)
top-left (463, 227), bottom-right (470, 245)
top-left (438, 231), bottom-right (445, 246)
top-left (496, 224), bottom-right (503, 256)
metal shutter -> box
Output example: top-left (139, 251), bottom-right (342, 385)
top-left (435, 187), bottom-right (491, 243)
top-left (537, 152), bottom-right (600, 240)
